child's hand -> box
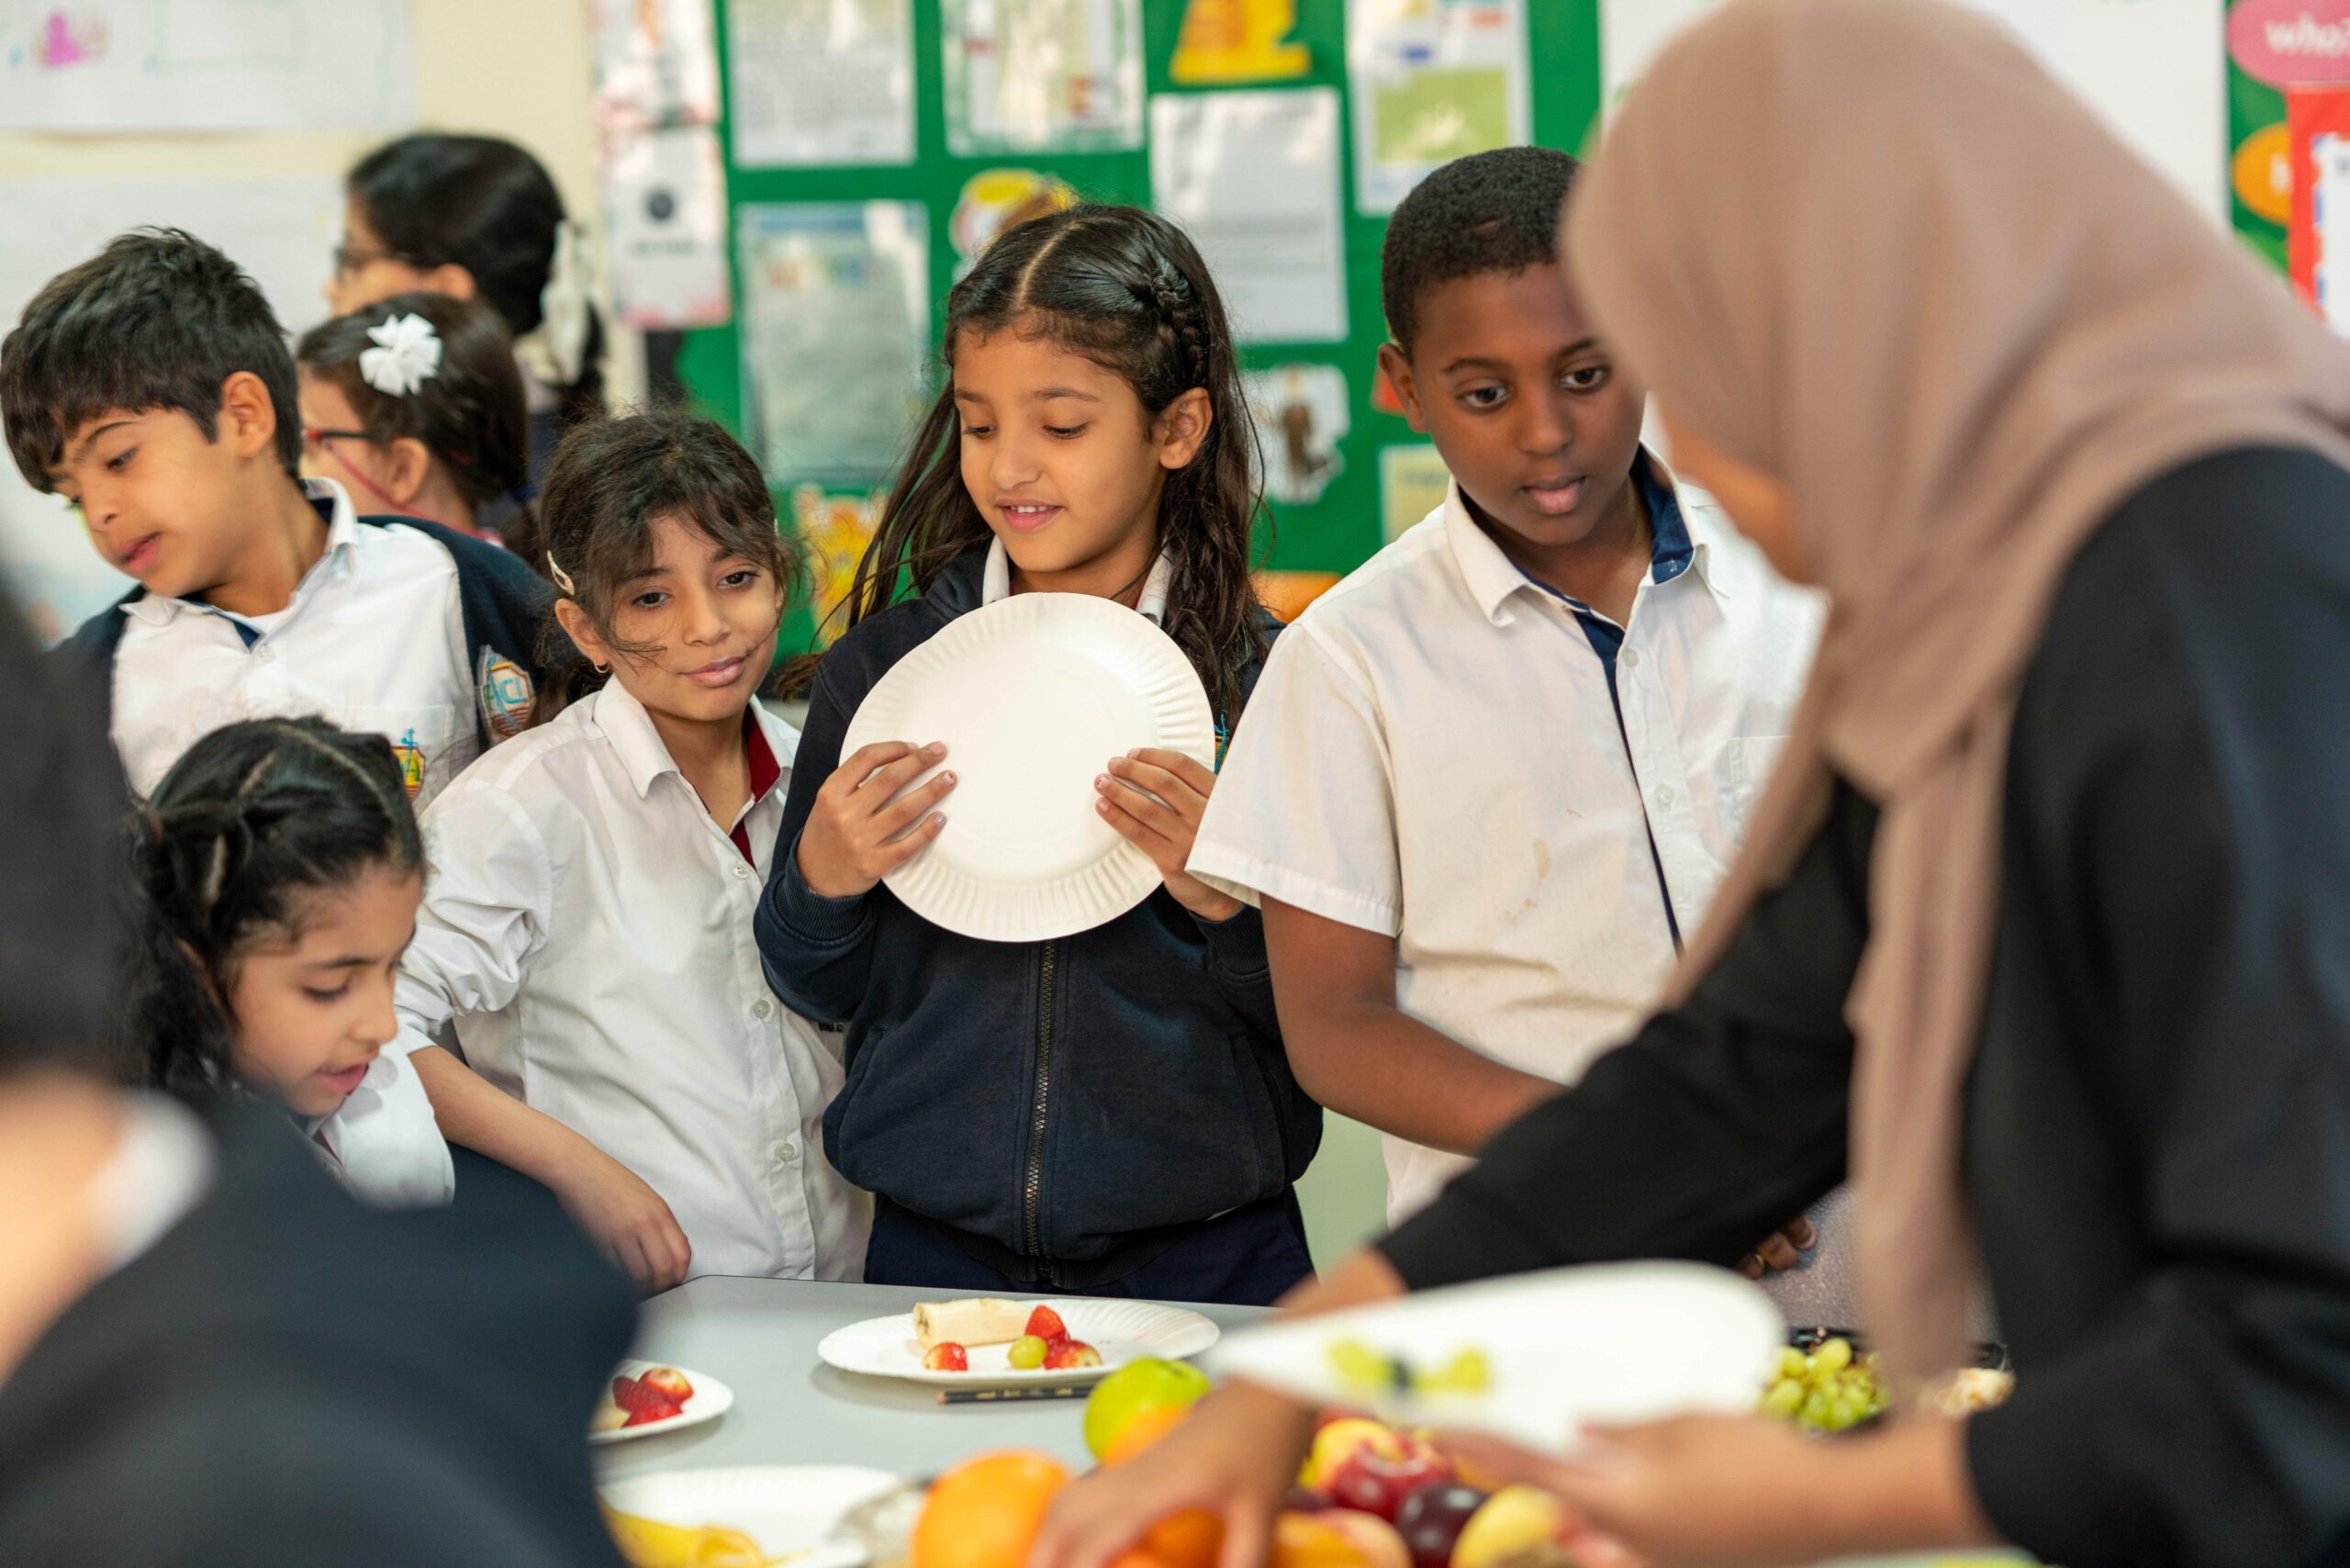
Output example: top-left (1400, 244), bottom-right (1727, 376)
top-left (796, 741), bottom-right (956, 899)
top-left (1096, 748), bottom-right (1244, 923)
top-left (1031, 1381), bottom-right (1315, 1568)
top-left (549, 1145), bottom-right (693, 1295)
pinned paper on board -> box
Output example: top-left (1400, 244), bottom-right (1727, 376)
top-left (1600, 0), bottom-right (2224, 219)
top-left (738, 203), bottom-right (932, 484)
top-left (727, 0), bottom-right (915, 167)
top-left (604, 126), bottom-right (733, 330)
top-left (0, 0), bottom-right (412, 129)
top-left (1171, 0), bottom-right (1311, 84)
top-left (1348, 0), bottom-right (1530, 214)
top-left (586, 0), bottom-right (720, 128)
top-left (1149, 87), bottom-right (1348, 343)
top-left (1245, 364), bottom-right (1350, 506)
top-left (793, 486), bottom-right (889, 649)
top-left (943, 0), bottom-right (1145, 155)
top-left (1380, 443), bottom-right (1453, 541)
top-left (949, 169), bottom-right (1080, 277)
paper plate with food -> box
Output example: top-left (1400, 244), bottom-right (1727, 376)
top-left (1203, 1262), bottom-right (1784, 1451)
top-left (589, 1361), bottom-right (735, 1445)
top-left (601, 1464), bottom-right (908, 1568)
top-left (816, 1296), bottom-right (1219, 1388)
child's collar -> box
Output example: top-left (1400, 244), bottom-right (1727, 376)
top-left (119, 480), bottom-right (358, 628)
top-left (979, 535), bottom-right (1173, 624)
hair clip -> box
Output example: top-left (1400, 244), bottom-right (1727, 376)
top-left (546, 553), bottom-right (576, 595)
top-left (359, 311), bottom-right (442, 397)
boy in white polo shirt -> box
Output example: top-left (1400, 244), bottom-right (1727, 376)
top-left (1192, 147), bottom-right (1824, 1229)
top-left (3, 229), bottom-right (557, 807)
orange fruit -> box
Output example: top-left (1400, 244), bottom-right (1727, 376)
top-left (1101, 1402), bottom-right (1192, 1467)
top-left (1139, 1508), bottom-right (1224, 1568)
top-left (1267, 1512), bottom-right (1366, 1568)
top-left (912, 1450), bottom-right (1071, 1568)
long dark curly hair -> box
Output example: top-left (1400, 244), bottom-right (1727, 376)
top-left (790, 204), bottom-right (1269, 718)
top-left (124, 718), bottom-right (423, 1102)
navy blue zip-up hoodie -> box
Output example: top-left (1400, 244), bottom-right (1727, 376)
top-left (756, 549), bottom-right (1322, 1284)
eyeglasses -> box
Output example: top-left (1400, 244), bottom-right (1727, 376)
top-left (330, 242), bottom-right (409, 278)
top-left (302, 426), bottom-right (374, 447)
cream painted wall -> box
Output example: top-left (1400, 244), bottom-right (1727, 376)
top-left (0, 0), bottom-right (639, 397)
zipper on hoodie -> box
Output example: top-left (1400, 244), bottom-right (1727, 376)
top-left (1021, 939), bottom-right (1060, 1286)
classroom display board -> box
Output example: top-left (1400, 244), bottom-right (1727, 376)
top-left (673, 0), bottom-right (1604, 650)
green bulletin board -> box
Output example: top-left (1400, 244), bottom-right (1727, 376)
top-left (676, 0), bottom-right (1605, 649)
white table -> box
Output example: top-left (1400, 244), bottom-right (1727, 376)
top-left (596, 1276), bottom-right (1268, 1482)
top-left (596, 1276), bottom-right (2023, 1568)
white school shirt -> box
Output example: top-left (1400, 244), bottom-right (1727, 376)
top-left (1191, 470), bottom-right (1825, 1224)
top-left (979, 535), bottom-right (1174, 620)
top-left (313, 1050), bottom-right (456, 1208)
top-left (109, 477), bottom-right (478, 805)
top-left (391, 679), bottom-right (870, 1281)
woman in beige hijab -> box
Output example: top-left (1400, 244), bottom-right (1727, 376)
top-left (1037, 1), bottom-right (2350, 1563)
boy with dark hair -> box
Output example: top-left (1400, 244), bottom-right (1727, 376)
top-left (1193, 146), bottom-right (1825, 1232)
top-left (0, 590), bottom-right (632, 1567)
top-left (2, 228), bottom-right (557, 804)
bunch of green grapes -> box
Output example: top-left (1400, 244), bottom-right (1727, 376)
top-left (1758, 1337), bottom-right (1886, 1432)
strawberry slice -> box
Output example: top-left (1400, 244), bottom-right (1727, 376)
top-left (623, 1396), bottom-right (686, 1427)
top-left (923, 1342), bottom-right (970, 1372)
top-left (610, 1375), bottom-right (669, 1415)
top-left (1044, 1338), bottom-right (1102, 1371)
top-left (1025, 1305), bottom-right (1069, 1343)
top-left (638, 1366), bottom-right (694, 1402)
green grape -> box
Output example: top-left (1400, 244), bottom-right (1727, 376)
top-left (1775, 1347), bottom-right (1809, 1382)
top-left (1812, 1337), bottom-right (1854, 1376)
top-left (1007, 1335), bottom-right (1047, 1370)
top-left (1328, 1338), bottom-right (1393, 1394)
top-left (1800, 1390), bottom-right (1835, 1428)
top-left (1762, 1378), bottom-right (1806, 1417)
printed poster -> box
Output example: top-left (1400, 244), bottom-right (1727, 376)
top-left (793, 486), bottom-right (888, 649)
top-left (1171, 0), bottom-right (1311, 84)
top-left (737, 202), bottom-right (932, 484)
top-left (586, 0), bottom-right (721, 129)
top-left (727, 0), bottom-right (915, 166)
top-left (1347, 0), bottom-right (1531, 214)
top-left (943, 0), bottom-right (1145, 155)
top-left (0, 0), bottom-right (412, 130)
top-left (949, 168), bottom-right (1080, 279)
top-left (1244, 364), bottom-right (1350, 506)
top-left (1149, 87), bottom-right (1348, 343)
top-left (1380, 443), bottom-right (1452, 541)
top-left (603, 126), bottom-right (733, 330)
top-left (2231, 0), bottom-right (2350, 272)
top-left (1600, 0), bottom-right (2224, 219)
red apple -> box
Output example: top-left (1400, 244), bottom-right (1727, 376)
top-left (1325, 1432), bottom-right (1455, 1522)
top-left (1392, 1483), bottom-right (1490, 1568)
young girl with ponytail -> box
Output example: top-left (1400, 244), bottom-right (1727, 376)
top-left (126, 715), bottom-right (453, 1206)
top-left (757, 205), bottom-right (1319, 1305)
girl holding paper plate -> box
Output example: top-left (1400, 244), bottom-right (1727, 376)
top-left (758, 206), bottom-right (1321, 1305)
top-left (1036, 2), bottom-right (2350, 1565)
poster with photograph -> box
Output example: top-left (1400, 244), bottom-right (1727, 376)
top-left (1245, 364), bottom-right (1350, 506)
top-left (943, 0), bottom-right (1145, 155)
top-left (587, 0), bottom-right (721, 128)
top-left (1348, 0), bottom-right (1530, 213)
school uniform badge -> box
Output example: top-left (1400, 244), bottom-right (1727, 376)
top-left (391, 729), bottom-right (427, 800)
top-left (476, 648), bottom-right (537, 742)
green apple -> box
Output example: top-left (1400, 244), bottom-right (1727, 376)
top-left (1081, 1357), bottom-right (1212, 1459)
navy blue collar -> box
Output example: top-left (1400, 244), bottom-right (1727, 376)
top-left (1638, 448), bottom-right (1695, 588)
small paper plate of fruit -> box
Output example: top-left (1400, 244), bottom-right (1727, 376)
top-left (590, 1361), bottom-right (736, 1444)
top-left (816, 1297), bottom-right (1219, 1387)
top-left (1205, 1261), bottom-right (1784, 1451)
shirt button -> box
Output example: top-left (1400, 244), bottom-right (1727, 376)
top-left (775, 1141), bottom-right (800, 1163)
top-left (1654, 784), bottom-right (1675, 807)
top-left (1621, 647), bottom-right (1641, 667)
top-left (733, 860), bottom-right (752, 879)
top-left (255, 645), bottom-right (275, 664)
top-left (752, 999), bottom-right (774, 1020)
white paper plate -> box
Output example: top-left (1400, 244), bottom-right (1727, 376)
top-left (1204, 1263), bottom-right (1782, 1451)
top-left (588, 1359), bottom-right (736, 1445)
top-left (839, 592), bottom-right (1214, 942)
top-left (599, 1464), bottom-right (901, 1566)
top-left (816, 1297), bottom-right (1220, 1388)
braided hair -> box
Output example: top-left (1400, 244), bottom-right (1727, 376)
top-left (790, 204), bottom-right (1269, 720)
top-left (124, 718), bottom-right (423, 1101)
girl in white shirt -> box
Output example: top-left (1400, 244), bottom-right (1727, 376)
top-left (125, 716), bottom-right (454, 1208)
top-left (396, 410), bottom-right (867, 1293)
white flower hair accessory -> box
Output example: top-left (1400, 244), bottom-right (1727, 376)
top-left (359, 312), bottom-right (442, 398)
